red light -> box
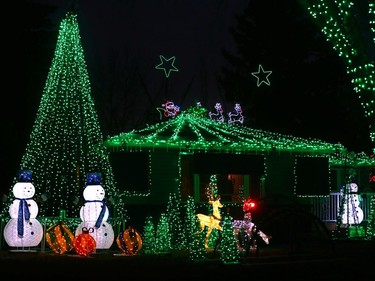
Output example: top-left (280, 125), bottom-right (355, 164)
top-left (243, 198), bottom-right (256, 212)
top-left (370, 168), bottom-right (375, 183)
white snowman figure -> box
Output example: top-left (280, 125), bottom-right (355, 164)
top-left (75, 172), bottom-right (114, 250)
top-left (341, 182), bottom-right (364, 225)
top-left (3, 169), bottom-right (43, 249)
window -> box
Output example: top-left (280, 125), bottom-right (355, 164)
top-left (295, 156), bottom-right (330, 196)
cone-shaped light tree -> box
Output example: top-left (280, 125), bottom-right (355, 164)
top-left (220, 214), bottom-right (240, 264)
top-left (142, 216), bottom-right (157, 254)
top-left (1, 11), bottom-right (126, 221)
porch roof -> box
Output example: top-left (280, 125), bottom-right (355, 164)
top-left (104, 107), bottom-right (348, 156)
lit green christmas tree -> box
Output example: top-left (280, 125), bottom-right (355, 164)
top-left (0, 11), bottom-right (126, 222)
top-left (188, 217), bottom-right (207, 262)
top-left (206, 174), bottom-right (220, 249)
top-left (220, 214), bottom-right (240, 264)
top-left (155, 213), bottom-right (172, 254)
top-left (142, 215), bottom-right (157, 254)
top-left (206, 174), bottom-right (219, 201)
top-left (166, 192), bottom-right (186, 250)
top-left (184, 195), bottom-right (198, 250)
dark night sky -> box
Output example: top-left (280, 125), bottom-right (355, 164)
top-left (1, 0), bottom-right (373, 194)
top-left (44, 0), bottom-right (250, 109)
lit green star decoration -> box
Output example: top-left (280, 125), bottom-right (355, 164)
top-left (155, 55), bottom-right (179, 78)
top-left (251, 64), bottom-right (272, 87)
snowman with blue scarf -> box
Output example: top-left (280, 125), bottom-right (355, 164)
top-left (75, 172), bottom-right (114, 250)
top-left (3, 169), bottom-right (43, 249)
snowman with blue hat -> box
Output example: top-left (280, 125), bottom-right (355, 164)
top-left (3, 169), bottom-right (43, 249)
top-left (75, 172), bottom-right (114, 250)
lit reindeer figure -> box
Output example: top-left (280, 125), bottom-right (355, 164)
top-left (196, 195), bottom-right (223, 249)
top-left (232, 198), bottom-right (271, 252)
top-left (209, 102), bottom-right (225, 122)
top-left (228, 103), bottom-right (244, 124)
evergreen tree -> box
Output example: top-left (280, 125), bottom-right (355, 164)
top-left (0, 11), bottom-right (126, 221)
top-left (207, 228), bottom-right (221, 249)
top-left (206, 174), bottom-right (219, 201)
top-left (188, 217), bottom-right (207, 262)
top-left (142, 216), bottom-right (157, 254)
top-left (166, 192), bottom-right (186, 250)
top-left (206, 175), bottom-right (220, 248)
top-left (220, 214), bottom-right (240, 264)
top-left (184, 195), bottom-right (197, 250)
top-left (302, 0), bottom-right (375, 150)
top-left (155, 213), bottom-right (172, 254)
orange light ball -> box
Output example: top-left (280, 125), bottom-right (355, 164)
top-left (116, 226), bottom-right (143, 255)
top-left (73, 227), bottom-right (96, 257)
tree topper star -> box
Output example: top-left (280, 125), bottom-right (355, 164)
top-left (251, 64), bottom-right (272, 87)
top-left (155, 55), bottom-right (179, 78)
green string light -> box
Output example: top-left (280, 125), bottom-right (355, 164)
top-left (305, 0), bottom-right (375, 149)
top-left (1, 11), bottom-right (127, 225)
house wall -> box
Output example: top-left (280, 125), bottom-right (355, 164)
top-left (121, 151), bottom-right (180, 229)
top-left (113, 149), bottom-right (343, 204)
top-left (357, 166), bottom-right (375, 192)
top-left (322, 164), bottom-right (373, 193)
top-left (117, 151), bottom-right (180, 206)
top-left (113, 148), bottom-right (369, 205)
top-left (149, 151), bottom-right (180, 203)
top-left (110, 148), bottom-right (371, 231)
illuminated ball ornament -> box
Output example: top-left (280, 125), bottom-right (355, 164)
top-left (3, 170), bottom-right (43, 248)
top-left (75, 172), bottom-right (114, 249)
top-left (73, 227), bottom-right (96, 257)
top-left (116, 226), bottom-right (143, 255)
top-left (46, 222), bottom-right (75, 254)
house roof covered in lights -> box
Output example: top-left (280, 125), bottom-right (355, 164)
top-left (104, 106), bottom-right (353, 157)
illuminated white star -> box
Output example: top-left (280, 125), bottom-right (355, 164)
top-left (251, 64), bottom-right (272, 87)
top-left (155, 55), bottom-right (179, 78)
